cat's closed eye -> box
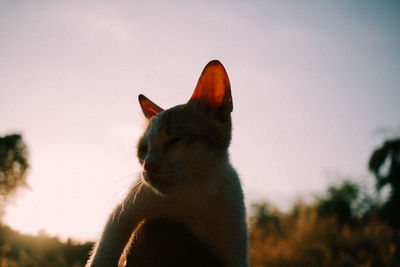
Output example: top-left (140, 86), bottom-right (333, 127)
top-left (182, 135), bottom-right (197, 145)
top-left (138, 142), bottom-right (147, 162)
top-left (165, 137), bottom-right (182, 149)
top-left (165, 135), bottom-right (199, 150)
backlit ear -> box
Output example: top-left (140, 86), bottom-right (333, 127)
top-left (189, 60), bottom-right (232, 119)
top-left (138, 94), bottom-right (164, 119)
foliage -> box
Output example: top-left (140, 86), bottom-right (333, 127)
top-left (369, 138), bottom-right (400, 227)
top-left (249, 182), bottom-right (398, 266)
top-left (0, 134), bottom-right (29, 218)
top-left (1, 134), bottom-right (399, 266)
top-left (0, 134), bottom-right (94, 266)
top-left (0, 225), bottom-right (93, 267)
top-left (317, 181), bottom-right (359, 224)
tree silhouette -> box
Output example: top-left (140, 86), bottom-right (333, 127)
top-left (250, 202), bottom-right (280, 227)
top-left (317, 181), bottom-right (359, 224)
top-left (369, 138), bottom-right (400, 227)
top-left (0, 134), bottom-right (29, 218)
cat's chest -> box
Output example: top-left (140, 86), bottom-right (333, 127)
top-left (128, 187), bottom-right (226, 266)
top-left (126, 218), bottom-right (223, 267)
top-left (141, 183), bottom-right (221, 236)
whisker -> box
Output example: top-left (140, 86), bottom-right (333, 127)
top-left (105, 172), bottom-right (141, 208)
top-left (109, 172), bottom-right (139, 189)
top-left (112, 179), bottom-right (144, 221)
top-left (115, 178), bottom-right (146, 221)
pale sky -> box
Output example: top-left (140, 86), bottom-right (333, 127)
top-left (1, 1), bottom-right (399, 241)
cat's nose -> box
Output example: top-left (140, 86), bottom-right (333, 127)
top-left (143, 156), bottom-right (161, 173)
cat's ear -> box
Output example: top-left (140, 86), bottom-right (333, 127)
top-left (138, 94), bottom-right (164, 119)
top-left (189, 60), bottom-right (233, 121)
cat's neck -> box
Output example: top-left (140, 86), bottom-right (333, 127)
top-left (169, 155), bottom-right (235, 198)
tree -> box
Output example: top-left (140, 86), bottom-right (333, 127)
top-left (0, 134), bottom-right (29, 218)
top-left (368, 138), bottom-right (400, 227)
top-left (250, 202), bottom-right (280, 227)
top-left (317, 181), bottom-right (359, 224)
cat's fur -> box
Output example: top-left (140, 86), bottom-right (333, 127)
top-left (125, 218), bottom-right (223, 266)
top-left (86, 60), bottom-right (249, 267)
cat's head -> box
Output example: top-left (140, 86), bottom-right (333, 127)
top-left (137, 60), bottom-right (233, 195)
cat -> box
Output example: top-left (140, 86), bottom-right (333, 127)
top-left (86, 60), bottom-right (249, 267)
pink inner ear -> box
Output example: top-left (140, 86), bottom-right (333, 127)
top-left (139, 94), bottom-right (164, 119)
top-left (190, 60), bottom-right (232, 110)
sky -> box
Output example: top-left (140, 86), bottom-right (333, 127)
top-left (1, 1), bottom-right (399, 242)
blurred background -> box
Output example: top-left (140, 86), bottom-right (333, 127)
top-left (1, 1), bottom-right (399, 266)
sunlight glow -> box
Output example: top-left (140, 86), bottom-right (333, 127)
top-left (1, 1), bottom-right (399, 242)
